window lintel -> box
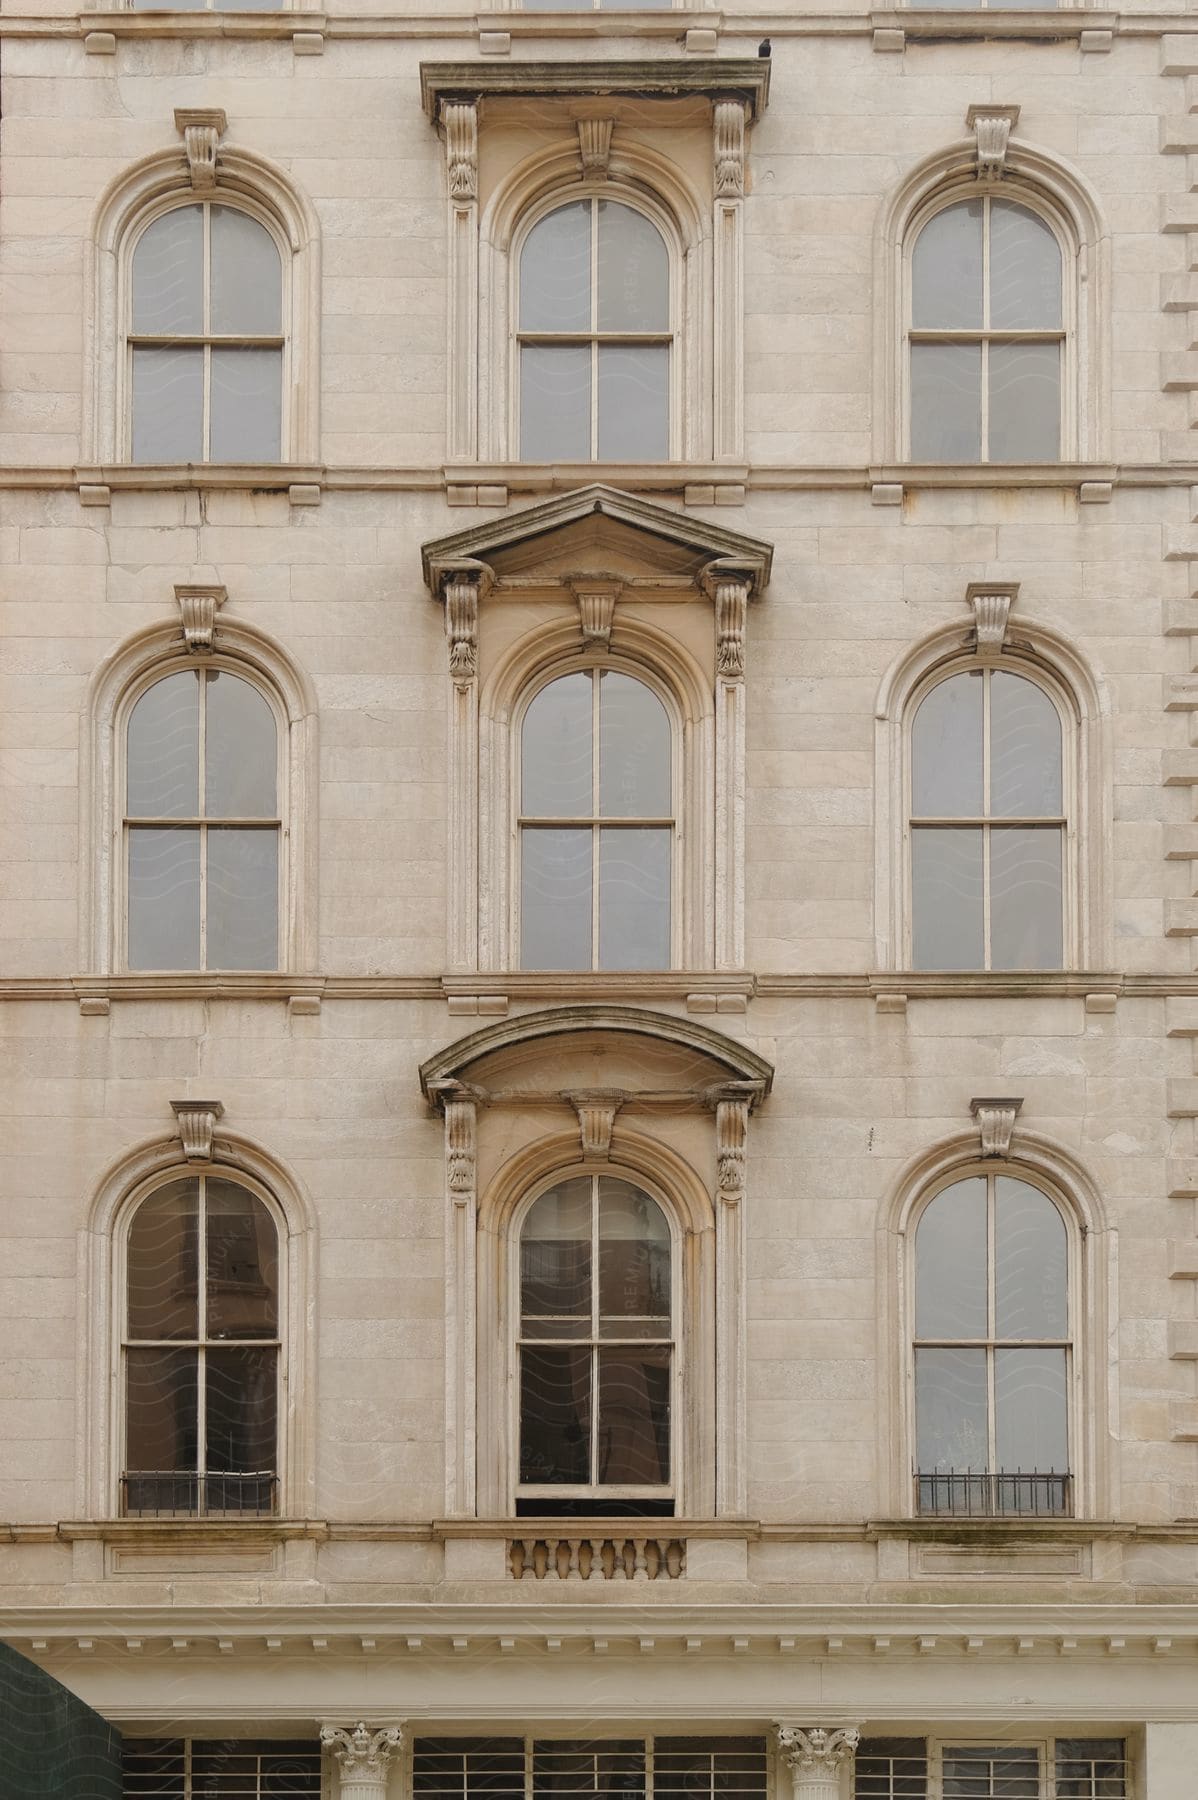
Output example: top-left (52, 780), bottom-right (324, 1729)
top-left (420, 60), bottom-right (771, 127)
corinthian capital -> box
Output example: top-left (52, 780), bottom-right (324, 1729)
top-left (320, 1722), bottom-right (403, 1780)
top-left (775, 1727), bottom-right (860, 1776)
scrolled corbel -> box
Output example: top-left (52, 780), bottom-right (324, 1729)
top-left (174, 108), bottom-right (228, 191)
top-left (966, 104), bottom-right (1020, 180)
top-left (174, 583), bottom-right (227, 653)
top-left (700, 558), bottom-right (757, 679)
top-left (432, 558), bottom-right (494, 685)
top-left (443, 101), bottom-right (478, 203)
top-left (713, 99), bottom-right (747, 198)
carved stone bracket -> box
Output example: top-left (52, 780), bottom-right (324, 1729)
top-left (966, 580), bottom-right (1019, 651)
top-left (578, 118), bottom-right (614, 178)
top-left (433, 558), bottom-right (494, 686)
top-left (174, 108), bottom-right (227, 190)
top-left (320, 1723), bottom-right (404, 1798)
top-left (713, 99), bottom-right (747, 198)
top-left (701, 558), bottom-right (756, 679)
top-left (714, 1094), bottom-right (748, 1202)
top-left (564, 1089), bottom-right (626, 1161)
top-left (568, 574), bottom-right (623, 648)
top-left (443, 101), bottom-right (478, 202)
top-left (170, 1099), bottom-right (225, 1162)
top-left (971, 1095), bottom-right (1023, 1157)
top-left (174, 583), bottom-right (227, 653)
top-left (966, 104), bottom-right (1020, 180)
top-left (775, 1727), bottom-right (860, 1800)
top-left (443, 1089), bottom-right (478, 1203)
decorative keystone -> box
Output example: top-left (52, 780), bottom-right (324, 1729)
top-left (174, 108), bottom-right (227, 190)
top-left (970, 1095), bottom-right (1023, 1158)
top-left (578, 119), bottom-right (614, 178)
top-left (170, 1099), bottom-right (225, 1162)
top-left (568, 575), bottom-right (623, 648)
top-left (174, 583), bottom-right (227, 653)
top-left (564, 1089), bottom-right (626, 1161)
top-left (966, 580), bottom-right (1018, 651)
top-left (966, 104), bottom-right (1020, 180)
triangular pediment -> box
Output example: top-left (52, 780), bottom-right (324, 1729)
top-left (421, 485), bottom-right (772, 596)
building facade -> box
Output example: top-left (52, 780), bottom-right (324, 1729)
top-left (2, 0), bottom-right (1198, 1794)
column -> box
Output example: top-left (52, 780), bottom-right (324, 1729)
top-left (428, 1078), bottom-right (478, 1517)
top-left (321, 1724), bottom-right (403, 1800)
top-left (774, 1727), bottom-right (860, 1800)
top-left (712, 98), bottom-right (746, 462)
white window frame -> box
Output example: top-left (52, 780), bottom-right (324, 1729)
top-left (122, 195), bottom-right (291, 466)
top-left (511, 188), bottom-right (680, 464)
top-left (512, 1167), bottom-right (681, 1514)
top-left (120, 657), bottom-right (286, 974)
top-left (513, 660), bottom-right (682, 973)
top-left (116, 1167), bottom-right (287, 1518)
top-left (903, 186), bottom-right (1073, 464)
top-left (907, 1166), bottom-right (1078, 1516)
top-left (903, 656), bottom-right (1077, 972)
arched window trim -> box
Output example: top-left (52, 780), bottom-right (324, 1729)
top-left (873, 616), bottom-right (1111, 973)
top-left (902, 651), bottom-right (1078, 973)
top-left (481, 618), bottom-right (714, 972)
top-left (508, 1162), bottom-right (683, 1511)
top-left (80, 1131), bottom-right (317, 1521)
top-left (877, 1132), bottom-right (1115, 1524)
top-left (873, 138), bottom-right (1109, 466)
top-left (902, 180), bottom-right (1076, 464)
top-left (86, 146), bottom-right (321, 466)
top-left (82, 619), bottom-right (319, 978)
top-left (508, 185), bottom-right (683, 464)
top-left (477, 145), bottom-right (711, 465)
top-left (511, 655), bottom-right (684, 973)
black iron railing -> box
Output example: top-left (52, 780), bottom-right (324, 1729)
top-left (915, 1470), bottom-right (1071, 1517)
top-left (120, 1472), bottom-right (278, 1518)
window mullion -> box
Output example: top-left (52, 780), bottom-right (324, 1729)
top-left (590, 197), bottom-right (600, 459)
top-left (592, 670), bottom-right (602, 971)
top-left (980, 198), bottom-right (991, 460)
top-left (987, 1174), bottom-right (998, 1477)
top-left (982, 669), bottom-right (992, 971)
top-left (196, 1175), bottom-right (207, 1513)
top-left (198, 672), bottom-right (208, 972)
top-left (202, 205), bottom-right (212, 462)
top-left (591, 1174), bottom-right (601, 1489)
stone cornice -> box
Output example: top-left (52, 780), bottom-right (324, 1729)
top-left (420, 58), bottom-right (771, 125)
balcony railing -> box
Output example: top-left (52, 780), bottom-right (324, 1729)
top-left (121, 1472), bottom-right (278, 1518)
top-left (915, 1470), bottom-right (1071, 1517)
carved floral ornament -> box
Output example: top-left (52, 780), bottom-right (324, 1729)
top-left (320, 1722), bottom-right (404, 1781)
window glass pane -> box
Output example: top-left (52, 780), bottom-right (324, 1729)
top-left (1055, 1742), bottom-right (1127, 1800)
top-left (520, 1346), bottom-right (591, 1483)
top-left (522, 673), bottom-right (593, 819)
top-left (522, 1179), bottom-right (592, 1333)
top-left (128, 826), bottom-right (201, 970)
top-left (995, 1346), bottom-right (1068, 1470)
top-left (943, 1747), bottom-right (1039, 1800)
top-left (127, 1180), bottom-right (199, 1340)
top-left (599, 1179), bottom-right (670, 1332)
top-left (533, 1743), bottom-right (645, 1800)
top-left (210, 206), bottom-right (282, 335)
top-left (125, 1346), bottom-right (198, 1474)
top-left (989, 201), bottom-right (1062, 330)
top-left (598, 827), bottom-right (670, 970)
top-left (989, 672), bottom-right (1062, 818)
top-left (911, 674), bottom-right (983, 818)
top-left (209, 346), bottom-right (283, 462)
top-left (204, 671), bottom-right (277, 818)
top-left (121, 1742), bottom-right (186, 1797)
top-left (206, 1182), bottom-right (278, 1340)
top-left (597, 202), bottom-right (669, 333)
top-left (915, 1178), bottom-right (987, 1339)
top-left (995, 1177), bottom-right (1067, 1340)
top-left (133, 206), bottom-right (203, 335)
top-left (521, 345), bottom-right (592, 460)
top-left (521, 828), bottom-right (593, 969)
top-left (911, 202), bottom-right (983, 329)
top-left (853, 1742), bottom-right (929, 1800)
top-left (597, 1345), bottom-right (670, 1484)
top-left (915, 1346), bottom-right (988, 1471)
top-left (127, 671), bottom-right (200, 819)
top-left (131, 346), bottom-right (204, 463)
top-left (988, 341), bottom-right (1061, 462)
top-left (599, 673), bottom-right (670, 818)
top-left (596, 345), bottom-right (669, 461)
top-left (911, 827), bottom-right (984, 970)
top-left (205, 1345), bottom-right (277, 1473)
top-left (520, 202), bottom-right (592, 332)
top-left (989, 826), bottom-right (1063, 969)
top-left (909, 343), bottom-right (982, 461)
top-left (206, 828), bottom-right (279, 970)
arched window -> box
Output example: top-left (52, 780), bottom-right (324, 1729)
top-left (122, 1175), bottom-right (280, 1516)
top-left (908, 196), bottom-right (1064, 462)
top-left (518, 198), bottom-right (671, 461)
top-left (519, 668), bottom-right (673, 970)
top-left (124, 666), bottom-right (280, 971)
top-left (129, 202), bottom-right (283, 463)
top-left (517, 1174), bottom-right (674, 1515)
top-left (909, 666), bottom-right (1066, 970)
top-left (913, 1171), bottom-right (1072, 1517)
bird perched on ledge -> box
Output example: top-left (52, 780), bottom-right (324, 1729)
top-left (758, 37), bottom-right (771, 56)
